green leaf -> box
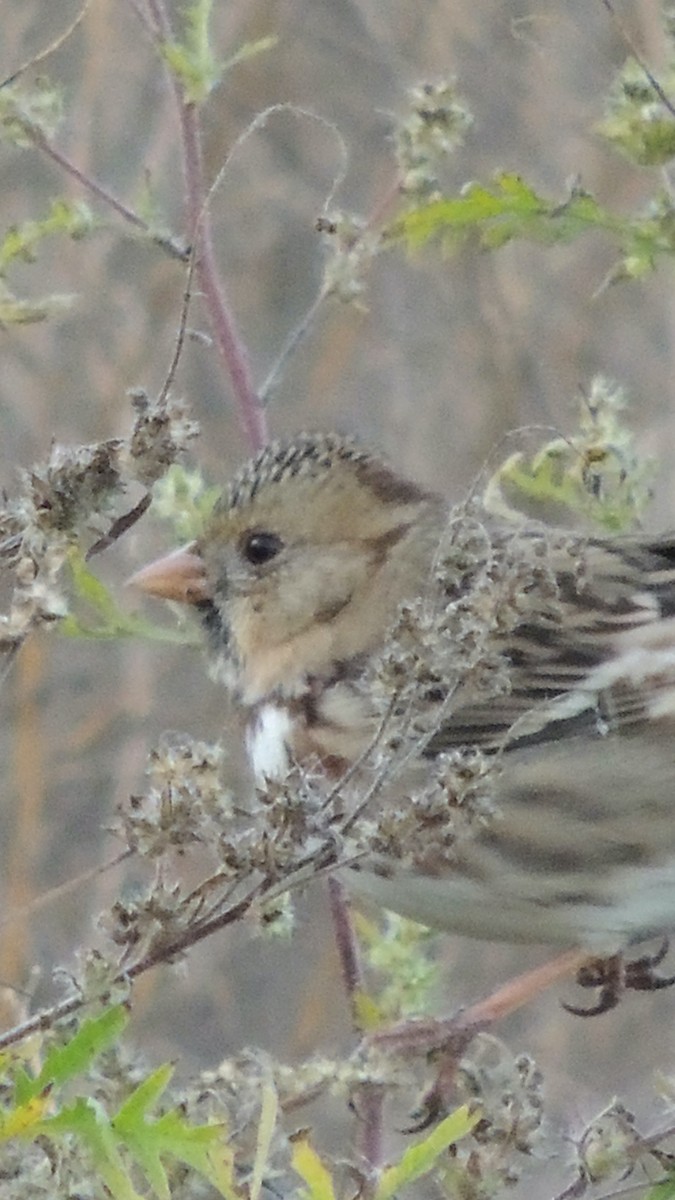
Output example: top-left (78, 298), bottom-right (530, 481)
top-left (394, 173), bottom-right (626, 255)
top-left (375, 1105), bottom-right (481, 1200)
top-left (0, 198), bottom-right (95, 274)
top-left (0, 1090), bottom-right (53, 1139)
top-left (63, 547), bottom-right (201, 643)
top-left (291, 1130), bottom-right (337, 1200)
top-left (17, 1006), bottom-right (129, 1104)
top-left (112, 1065), bottom-right (175, 1200)
top-left (250, 1073), bottom-right (278, 1200)
top-left (68, 547), bottom-right (119, 621)
top-left (113, 1064), bottom-right (237, 1200)
top-left (161, 1), bottom-right (276, 103)
top-left (150, 464), bottom-right (219, 541)
top-left (483, 376), bottom-right (654, 533)
top-left (221, 35), bottom-right (278, 74)
top-left (41, 1097), bottom-right (144, 1200)
top-left (645, 1179), bottom-right (675, 1200)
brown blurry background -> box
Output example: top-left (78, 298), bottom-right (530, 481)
top-left (2, 1), bottom-right (675, 1193)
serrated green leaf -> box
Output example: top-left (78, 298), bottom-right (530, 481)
top-left (113, 1063), bottom-right (235, 1200)
top-left (112, 1063), bottom-right (176, 1199)
top-left (375, 1105), bottom-right (481, 1200)
top-left (0, 1090), bottom-right (52, 1139)
top-left (151, 1113), bottom-right (236, 1198)
top-left (41, 1096), bottom-right (143, 1200)
top-left (394, 173), bottom-right (625, 255)
top-left (25, 1006), bottom-right (129, 1102)
top-left (115, 1063), bottom-right (175, 1126)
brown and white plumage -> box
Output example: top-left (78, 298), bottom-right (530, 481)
top-left (131, 432), bottom-right (675, 951)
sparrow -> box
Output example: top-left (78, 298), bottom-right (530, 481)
top-left (130, 432), bottom-right (675, 960)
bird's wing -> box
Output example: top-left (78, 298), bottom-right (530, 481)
top-left (425, 532), bottom-right (675, 756)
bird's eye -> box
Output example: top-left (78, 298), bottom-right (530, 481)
top-left (241, 531), bottom-right (284, 566)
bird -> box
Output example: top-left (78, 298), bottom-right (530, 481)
top-left (129, 431), bottom-right (675, 981)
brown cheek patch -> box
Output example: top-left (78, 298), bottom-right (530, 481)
top-left (364, 522), bottom-right (414, 565)
top-left (355, 460), bottom-right (431, 506)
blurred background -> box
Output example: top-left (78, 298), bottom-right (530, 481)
top-left (2, 0), bottom-right (675, 1193)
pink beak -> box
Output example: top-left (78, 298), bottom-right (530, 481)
top-left (128, 544), bottom-right (212, 605)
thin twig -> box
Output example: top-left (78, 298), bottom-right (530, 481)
top-left (0, 0), bottom-right (93, 89)
top-left (145, 0), bottom-right (268, 452)
top-left (259, 287), bottom-right (329, 407)
top-left (327, 876), bottom-right (363, 1004)
top-left (328, 878), bottom-right (383, 1176)
top-left (155, 249), bottom-right (199, 407)
top-left (0, 830), bottom-right (344, 1051)
top-left (0, 0), bottom-right (186, 258)
top-left (600, 0), bottom-right (675, 119)
top-left (28, 128), bottom-right (188, 261)
top-left (0, 851), bottom-right (134, 929)
top-left (0, 882), bottom-right (261, 1052)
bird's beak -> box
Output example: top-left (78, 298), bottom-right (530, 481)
top-left (127, 544), bottom-right (212, 605)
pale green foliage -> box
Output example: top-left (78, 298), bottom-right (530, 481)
top-left (0, 198), bottom-right (95, 273)
top-left (385, 7), bottom-right (675, 292)
top-left (0, 78), bottom-right (63, 146)
top-left (0, 196), bottom-right (94, 326)
top-left (61, 548), bottom-right (200, 643)
top-left (0, 281), bottom-right (75, 325)
top-left (483, 376), bottom-right (654, 533)
top-left (62, 463), bottom-right (221, 641)
top-left (0, 1007), bottom-right (238, 1200)
top-left (395, 172), bottom-right (675, 286)
top-left (160, 0), bottom-right (276, 103)
top-left (150, 463), bottom-right (219, 542)
top-left (597, 57), bottom-right (675, 166)
top-left (353, 912), bottom-right (439, 1026)
top-left (291, 1107), bottom-right (481, 1200)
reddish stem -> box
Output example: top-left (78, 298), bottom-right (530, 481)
top-left (145, 0), bottom-right (268, 452)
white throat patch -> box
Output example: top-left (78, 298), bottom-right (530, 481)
top-left (247, 703), bottom-right (293, 782)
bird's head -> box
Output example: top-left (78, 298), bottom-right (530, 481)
top-left (130, 433), bottom-right (441, 705)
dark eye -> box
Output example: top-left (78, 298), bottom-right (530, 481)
top-left (241, 531), bottom-right (284, 566)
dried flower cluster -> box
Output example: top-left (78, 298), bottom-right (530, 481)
top-left (79, 500), bottom-right (574, 994)
top-left (317, 211), bottom-right (379, 306)
top-left (445, 1034), bottom-right (545, 1195)
top-left (336, 509), bottom-right (565, 875)
top-left (0, 391), bottom-right (198, 655)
